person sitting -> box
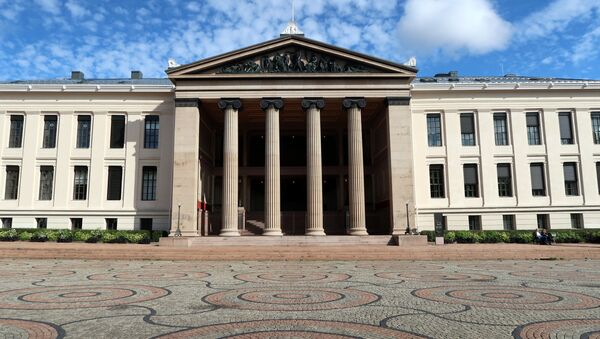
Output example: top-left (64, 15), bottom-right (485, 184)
top-left (542, 229), bottom-right (554, 245)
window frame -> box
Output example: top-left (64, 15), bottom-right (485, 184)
top-left (429, 164), bottom-right (445, 198)
top-left (530, 163), bottom-right (546, 196)
top-left (141, 166), bottom-right (157, 201)
top-left (463, 164), bottom-right (479, 198)
top-left (109, 115), bottom-right (126, 149)
top-left (8, 115), bottom-right (24, 148)
top-left (4, 165), bottom-right (20, 200)
top-left (497, 163), bottom-right (513, 197)
top-left (42, 115), bottom-right (58, 149)
top-left (73, 166), bottom-right (89, 200)
top-left (493, 112), bottom-right (509, 146)
top-left (460, 113), bottom-right (476, 146)
top-left (591, 112), bottom-right (600, 144)
top-left (558, 112), bottom-right (574, 145)
top-left (143, 115), bottom-right (160, 149)
top-left (563, 162), bottom-right (579, 196)
top-left (426, 113), bottom-right (442, 147)
top-left (106, 166), bottom-right (123, 201)
top-left (526, 112), bottom-right (542, 145)
top-left (38, 165), bottom-right (54, 201)
top-left (76, 115), bottom-right (92, 149)
top-left (502, 215), bottom-right (516, 231)
top-left (570, 213), bottom-right (583, 229)
top-left (468, 215), bottom-right (482, 231)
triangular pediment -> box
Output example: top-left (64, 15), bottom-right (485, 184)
top-left (167, 36), bottom-right (417, 78)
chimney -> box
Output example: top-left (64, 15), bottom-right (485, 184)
top-left (71, 71), bottom-right (84, 81)
top-left (131, 71), bottom-right (143, 80)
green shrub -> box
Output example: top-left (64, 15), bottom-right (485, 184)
top-left (585, 230), bottom-right (600, 243)
top-left (480, 231), bottom-right (509, 243)
top-left (509, 232), bottom-right (534, 243)
top-left (56, 230), bottom-right (73, 243)
top-left (555, 231), bottom-right (584, 243)
top-left (444, 231), bottom-right (456, 243)
top-left (86, 230), bottom-right (103, 243)
top-left (72, 231), bottom-right (92, 242)
top-left (30, 232), bottom-right (48, 242)
top-left (125, 232), bottom-right (150, 244)
top-left (0, 229), bottom-right (18, 241)
top-left (19, 231), bottom-right (33, 241)
top-left (420, 231), bottom-right (435, 242)
top-left (454, 231), bottom-right (477, 243)
top-left (46, 230), bottom-right (59, 242)
top-left (151, 231), bottom-right (165, 243)
top-left (102, 232), bottom-right (127, 243)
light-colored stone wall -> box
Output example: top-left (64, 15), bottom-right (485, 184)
top-left (0, 90), bottom-right (174, 230)
top-left (411, 85), bottom-right (600, 230)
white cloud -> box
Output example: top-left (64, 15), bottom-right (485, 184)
top-left (65, 0), bottom-right (89, 18)
top-left (397, 0), bottom-right (512, 56)
top-left (517, 0), bottom-right (600, 40)
top-left (34, 0), bottom-right (60, 14)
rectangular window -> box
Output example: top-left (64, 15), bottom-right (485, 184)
top-left (463, 164), bottom-right (479, 197)
top-left (468, 215), bottom-right (482, 231)
top-left (559, 112), bottom-right (574, 144)
top-left (563, 162), bottom-right (579, 196)
top-left (73, 166), bottom-right (88, 200)
top-left (71, 218), bottom-right (82, 230)
top-left (1, 218), bottom-right (12, 229)
top-left (36, 217), bottom-right (47, 229)
top-left (429, 164), bottom-right (445, 198)
top-left (76, 115), bottom-right (91, 148)
top-left (592, 112), bottom-right (600, 144)
top-left (8, 115), bottom-right (24, 148)
top-left (4, 166), bottom-right (19, 200)
top-left (42, 115), bottom-right (58, 148)
top-left (493, 113), bottom-right (509, 146)
top-left (109, 115), bottom-right (125, 149)
top-left (105, 218), bottom-right (117, 231)
top-left (142, 166), bottom-right (157, 201)
top-left (460, 113), bottom-right (476, 146)
top-left (530, 163), bottom-right (546, 196)
top-left (38, 166), bottom-right (54, 200)
top-left (571, 213), bottom-right (583, 229)
top-left (497, 163), bottom-right (513, 197)
top-left (503, 215), bottom-right (516, 231)
top-left (597, 162), bottom-right (600, 194)
top-left (426, 114), bottom-right (442, 147)
top-left (526, 112), bottom-right (541, 145)
top-left (107, 166), bottom-right (122, 200)
top-left (144, 115), bottom-right (159, 149)
top-left (140, 218), bottom-right (153, 231)
top-left (537, 214), bottom-right (550, 230)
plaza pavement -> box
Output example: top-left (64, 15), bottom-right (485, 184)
top-left (0, 257), bottom-right (599, 338)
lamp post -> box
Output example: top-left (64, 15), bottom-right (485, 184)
top-left (175, 203), bottom-right (182, 237)
top-left (405, 202), bottom-right (411, 235)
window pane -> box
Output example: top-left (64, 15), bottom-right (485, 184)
top-left (592, 112), bottom-right (600, 144)
top-left (570, 213), bottom-right (583, 229)
top-left (4, 166), bottom-right (19, 200)
top-left (42, 115), bottom-right (58, 148)
top-left (76, 115), bottom-right (91, 148)
top-left (110, 115), bottom-right (125, 148)
top-left (526, 113), bottom-right (541, 145)
top-left (530, 163), bottom-right (546, 196)
top-left (503, 215), bottom-right (515, 231)
top-left (559, 112), bottom-right (573, 144)
top-left (497, 164), bottom-right (512, 197)
top-left (107, 166), bottom-right (122, 200)
top-left (144, 115), bottom-right (159, 149)
top-left (463, 164), bottom-right (479, 197)
top-left (460, 113), bottom-right (476, 146)
top-left (563, 162), bottom-right (578, 196)
top-left (494, 113), bottom-right (508, 146)
top-left (468, 216), bottom-right (481, 231)
top-left (38, 166), bottom-right (54, 200)
top-left (142, 166), bottom-right (157, 201)
top-left (429, 164), bottom-right (445, 198)
top-left (73, 166), bottom-right (88, 200)
top-left (427, 114), bottom-right (442, 147)
top-left (9, 115), bottom-right (24, 148)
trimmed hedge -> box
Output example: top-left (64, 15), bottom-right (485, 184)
top-left (420, 229), bottom-right (600, 244)
top-left (0, 229), bottom-right (165, 244)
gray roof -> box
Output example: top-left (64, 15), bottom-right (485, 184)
top-left (0, 78), bottom-right (173, 85)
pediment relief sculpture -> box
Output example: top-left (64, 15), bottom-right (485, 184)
top-left (218, 49), bottom-right (374, 74)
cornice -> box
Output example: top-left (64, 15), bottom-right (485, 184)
top-left (0, 84), bottom-right (175, 93)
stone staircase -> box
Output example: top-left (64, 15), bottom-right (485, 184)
top-left (187, 235), bottom-right (396, 246)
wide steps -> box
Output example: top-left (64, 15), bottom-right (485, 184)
top-left (186, 235), bottom-right (395, 246)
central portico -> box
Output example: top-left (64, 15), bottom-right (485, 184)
top-left (167, 34), bottom-right (417, 237)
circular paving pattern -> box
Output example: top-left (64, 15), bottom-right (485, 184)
top-left (512, 319), bottom-right (600, 339)
top-left (0, 285), bottom-right (170, 310)
top-left (376, 271), bottom-right (496, 282)
top-left (154, 319), bottom-right (425, 338)
top-left (413, 286), bottom-right (600, 310)
top-left (203, 288), bottom-right (379, 311)
top-left (88, 271), bottom-right (210, 281)
top-left (248, 264), bottom-right (338, 271)
top-left (234, 272), bottom-right (350, 284)
top-left (509, 270), bottom-right (600, 281)
top-left (356, 263), bottom-right (445, 270)
top-left (0, 270), bottom-right (76, 279)
top-left (0, 318), bottom-right (62, 338)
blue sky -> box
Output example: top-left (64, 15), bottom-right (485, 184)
top-left (1, 0), bottom-right (600, 80)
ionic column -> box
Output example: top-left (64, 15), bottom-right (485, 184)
top-left (343, 98), bottom-right (368, 235)
top-left (218, 98), bottom-right (242, 237)
top-left (302, 98), bottom-right (326, 236)
top-left (261, 98), bottom-right (284, 236)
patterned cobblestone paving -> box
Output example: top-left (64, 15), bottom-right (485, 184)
top-left (0, 259), bottom-right (598, 338)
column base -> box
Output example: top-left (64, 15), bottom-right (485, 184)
top-left (263, 229), bottom-right (283, 236)
top-left (348, 228), bottom-right (368, 236)
top-left (169, 230), bottom-right (200, 237)
top-left (305, 230), bottom-right (326, 236)
top-left (219, 230), bottom-right (240, 237)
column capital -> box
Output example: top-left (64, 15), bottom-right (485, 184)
top-left (260, 97), bottom-right (284, 111)
top-left (301, 97), bottom-right (325, 110)
top-left (175, 98), bottom-right (200, 108)
top-left (218, 98), bottom-right (242, 111)
top-left (342, 97), bottom-right (366, 110)
top-left (386, 97), bottom-right (411, 106)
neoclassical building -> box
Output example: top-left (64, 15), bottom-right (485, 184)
top-left (1, 32), bottom-right (600, 236)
